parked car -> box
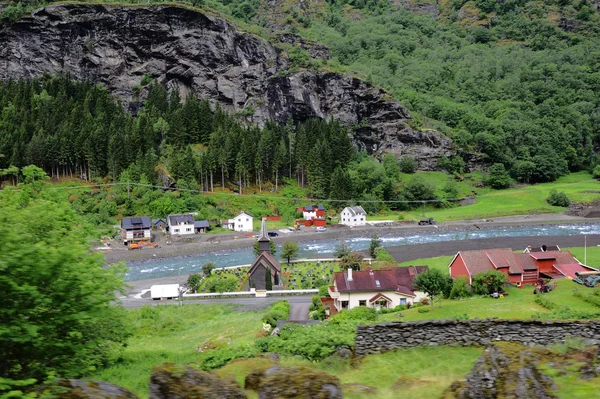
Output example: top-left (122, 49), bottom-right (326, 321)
top-left (316, 226), bottom-right (327, 232)
top-left (268, 231), bottom-right (279, 237)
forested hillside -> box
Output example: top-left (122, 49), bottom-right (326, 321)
top-left (206, 0), bottom-right (600, 182)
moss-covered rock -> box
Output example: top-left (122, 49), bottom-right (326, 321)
top-left (149, 362), bottom-right (246, 399)
top-left (40, 379), bottom-right (138, 398)
top-left (255, 366), bottom-right (342, 399)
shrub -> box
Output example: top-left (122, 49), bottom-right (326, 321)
top-left (187, 273), bottom-right (202, 293)
top-left (593, 165), bottom-right (600, 179)
top-left (449, 276), bottom-right (472, 299)
top-left (262, 300), bottom-right (290, 328)
top-left (202, 262), bottom-right (216, 276)
top-left (340, 252), bottom-right (363, 271)
top-left (417, 307), bottom-right (430, 313)
top-left (472, 270), bottom-right (507, 295)
top-left (399, 156), bottom-right (418, 173)
top-left (485, 163), bottom-right (511, 189)
top-left (546, 189), bottom-right (570, 207)
top-left (330, 306), bottom-right (377, 323)
top-left (199, 344), bottom-right (259, 371)
top-left (534, 296), bottom-right (559, 310)
top-left (375, 247), bottom-right (396, 262)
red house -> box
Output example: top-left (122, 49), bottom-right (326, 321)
top-left (296, 205), bottom-right (325, 220)
top-left (448, 248), bottom-right (592, 287)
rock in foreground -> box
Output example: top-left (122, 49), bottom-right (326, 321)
top-left (246, 365), bottom-right (342, 399)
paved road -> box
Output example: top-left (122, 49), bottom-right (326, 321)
top-left (387, 234), bottom-right (600, 264)
top-left (289, 302), bottom-right (310, 321)
top-left (119, 295), bottom-right (312, 309)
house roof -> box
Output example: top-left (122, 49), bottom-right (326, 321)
top-left (545, 251), bottom-right (579, 265)
top-left (457, 248), bottom-right (522, 275)
top-left (304, 205), bottom-right (314, 211)
top-left (333, 266), bottom-right (427, 297)
top-left (235, 211), bottom-right (253, 219)
top-left (248, 251), bottom-right (281, 275)
top-left (152, 218), bottom-right (166, 225)
top-left (168, 214), bottom-right (195, 225)
top-left (514, 253), bottom-right (538, 271)
top-left (317, 205), bottom-right (325, 211)
top-left (194, 220), bottom-right (210, 228)
top-left (369, 293), bottom-right (393, 303)
top-left (553, 263), bottom-right (595, 279)
top-left (121, 216), bottom-right (151, 229)
top-left (525, 245), bottom-right (561, 253)
top-left (342, 206), bottom-right (366, 216)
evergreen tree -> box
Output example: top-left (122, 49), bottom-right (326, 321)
top-left (265, 268), bottom-right (273, 291)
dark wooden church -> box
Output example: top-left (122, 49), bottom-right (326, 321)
top-left (248, 218), bottom-right (282, 291)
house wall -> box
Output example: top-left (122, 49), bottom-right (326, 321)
top-left (333, 291), bottom-right (418, 310)
top-left (249, 264), bottom-right (275, 291)
top-left (234, 214), bottom-right (253, 232)
top-left (449, 255), bottom-right (471, 284)
top-left (123, 229), bottom-right (151, 242)
top-left (536, 259), bottom-right (555, 273)
top-left (169, 222), bottom-right (195, 235)
top-left (313, 219), bottom-right (327, 227)
top-left (340, 210), bottom-right (366, 226)
top-left (303, 211), bottom-right (317, 220)
top-left (316, 210), bottom-right (325, 218)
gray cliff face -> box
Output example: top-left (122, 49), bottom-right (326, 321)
top-left (0, 4), bottom-right (451, 169)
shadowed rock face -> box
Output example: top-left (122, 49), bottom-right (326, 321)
top-left (0, 4), bottom-right (452, 168)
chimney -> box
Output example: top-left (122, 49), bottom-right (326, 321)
top-left (347, 268), bottom-right (353, 281)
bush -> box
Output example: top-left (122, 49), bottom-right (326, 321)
top-left (593, 165), bottom-right (600, 179)
top-left (472, 270), bottom-right (507, 295)
top-left (485, 163), bottom-right (511, 189)
top-left (534, 296), bottom-right (559, 310)
top-left (262, 300), bottom-right (290, 328)
top-left (309, 296), bottom-right (327, 320)
top-left (418, 307), bottom-right (430, 313)
top-left (399, 156), bottom-right (418, 173)
top-left (374, 247), bottom-right (395, 262)
top-left (187, 273), bottom-right (202, 293)
top-left (199, 344), bottom-right (259, 371)
top-left (546, 189), bottom-right (570, 207)
top-left (330, 306), bottom-right (378, 323)
top-left (339, 252), bottom-right (363, 271)
top-left (449, 276), bottom-right (472, 299)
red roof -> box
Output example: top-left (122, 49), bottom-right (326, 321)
top-left (333, 266), bottom-right (428, 297)
top-left (553, 263), bottom-right (596, 279)
top-left (514, 253), bottom-right (538, 270)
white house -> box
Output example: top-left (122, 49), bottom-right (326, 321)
top-left (297, 205), bottom-right (325, 220)
top-left (340, 206), bottom-right (367, 227)
top-left (227, 211), bottom-right (254, 232)
top-left (328, 266), bottom-right (428, 312)
top-left (167, 214), bottom-right (196, 235)
top-left (121, 216), bottom-right (152, 244)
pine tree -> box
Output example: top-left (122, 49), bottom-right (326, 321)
top-left (265, 268), bottom-right (273, 291)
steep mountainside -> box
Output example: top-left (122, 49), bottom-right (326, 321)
top-left (0, 4), bottom-right (451, 168)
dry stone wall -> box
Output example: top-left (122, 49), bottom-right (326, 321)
top-left (355, 319), bottom-right (600, 356)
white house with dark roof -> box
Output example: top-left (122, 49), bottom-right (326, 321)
top-left (167, 214), bottom-right (196, 235)
top-left (227, 211), bottom-right (253, 232)
top-left (121, 216), bottom-right (152, 244)
top-left (340, 206), bottom-right (367, 227)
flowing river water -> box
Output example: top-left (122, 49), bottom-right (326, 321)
top-left (124, 223), bottom-right (600, 282)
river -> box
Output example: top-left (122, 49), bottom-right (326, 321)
top-left (124, 223), bottom-right (600, 282)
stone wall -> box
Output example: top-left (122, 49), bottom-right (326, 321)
top-left (355, 319), bottom-right (600, 356)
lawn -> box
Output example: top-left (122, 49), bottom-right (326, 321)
top-left (88, 304), bottom-right (266, 397)
top-left (216, 347), bottom-right (483, 399)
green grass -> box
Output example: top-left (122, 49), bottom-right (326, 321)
top-left (88, 304), bottom-right (266, 398)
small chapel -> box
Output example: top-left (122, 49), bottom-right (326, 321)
top-left (248, 218), bottom-right (282, 291)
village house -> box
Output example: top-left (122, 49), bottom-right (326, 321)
top-left (194, 220), bottom-right (210, 234)
top-left (340, 206), bottom-right (367, 227)
top-left (167, 214), bottom-right (196, 235)
top-left (121, 216), bottom-right (152, 244)
top-left (152, 218), bottom-right (167, 232)
top-left (448, 247), bottom-right (594, 286)
top-left (328, 266), bottom-right (428, 312)
top-left (247, 218), bottom-right (282, 291)
top-left (226, 211), bottom-right (254, 232)
top-left (297, 205), bottom-right (325, 220)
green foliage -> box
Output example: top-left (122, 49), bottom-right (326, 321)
top-left (374, 247), bottom-right (396, 263)
top-left (414, 268), bottom-right (451, 307)
top-left (534, 295), bottom-right (559, 310)
top-left (202, 262), bottom-right (216, 277)
top-left (308, 295), bottom-right (327, 320)
top-left (472, 270), bottom-right (508, 295)
top-left (449, 276), bottom-right (472, 299)
top-left (593, 165), bottom-right (600, 179)
top-left (546, 189), bottom-right (570, 207)
top-left (339, 251), bottom-right (364, 271)
top-left (265, 268), bottom-right (273, 291)
top-left (334, 240), bottom-right (351, 258)
top-left (281, 241), bottom-right (299, 264)
top-left (187, 273), bottom-right (203, 293)
top-left (330, 306), bottom-right (378, 323)
top-left (262, 300), bottom-right (290, 328)
top-left (0, 187), bottom-right (131, 383)
top-left (369, 234), bottom-right (382, 258)
top-left (485, 163), bottom-right (512, 189)
top-left (199, 344), bottom-right (259, 371)
top-left (402, 176), bottom-right (437, 202)
top-left (0, 2), bottom-right (27, 23)
top-left (399, 156), bottom-right (418, 174)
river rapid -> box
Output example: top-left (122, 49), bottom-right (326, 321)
top-left (124, 223), bottom-right (600, 282)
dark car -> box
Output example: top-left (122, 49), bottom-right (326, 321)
top-left (268, 231), bottom-right (279, 237)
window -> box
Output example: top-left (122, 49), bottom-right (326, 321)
top-left (246, 218), bottom-right (249, 221)
top-left (516, 282), bottom-right (521, 287)
top-left (353, 218), bottom-right (356, 222)
top-left (375, 280), bottom-right (381, 287)
top-left (359, 300), bottom-right (366, 306)
top-left (400, 298), bottom-right (407, 305)
top-left (341, 300), bottom-right (349, 309)
top-left (186, 228), bottom-right (191, 232)
top-left (360, 218), bottom-right (364, 221)
top-left (174, 229), bottom-right (179, 233)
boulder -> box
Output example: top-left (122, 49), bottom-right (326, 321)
top-left (250, 366), bottom-right (342, 399)
top-left (149, 362), bottom-right (246, 399)
top-left (42, 379), bottom-right (138, 399)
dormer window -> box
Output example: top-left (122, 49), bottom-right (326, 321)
top-left (375, 280), bottom-right (380, 287)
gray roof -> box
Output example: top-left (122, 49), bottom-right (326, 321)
top-left (168, 214), bottom-right (195, 225)
top-left (121, 216), bottom-right (151, 230)
top-left (343, 206), bottom-right (366, 216)
top-left (152, 218), bottom-right (166, 225)
top-left (194, 220), bottom-right (210, 228)
top-left (258, 217), bottom-right (270, 242)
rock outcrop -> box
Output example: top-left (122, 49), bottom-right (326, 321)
top-left (0, 4), bottom-right (451, 169)
top-left (442, 343), bottom-right (557, 399)
top-left (149, 362), bottom-right (246, 399)
top-left (245, 365), bottom-right (342, 399)
top-left (40, 379), bottom-right (138, 399)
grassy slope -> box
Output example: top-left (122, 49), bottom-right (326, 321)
top-left (88, 304), bottom-right (265, 397)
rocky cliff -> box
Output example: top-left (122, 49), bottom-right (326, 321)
top-left (0, 4), bottom-right (451, 168)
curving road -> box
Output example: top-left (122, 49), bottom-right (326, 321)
top-left (119, 295), bottom-right (312, 309)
